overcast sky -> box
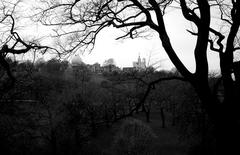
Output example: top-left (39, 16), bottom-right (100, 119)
top-left (81, 8), bottom-right (220, 72)
top-left (14, 1), bottom-right (220, 72)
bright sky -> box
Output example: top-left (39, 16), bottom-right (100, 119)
top-left (14, 1), bottom-right (220, 72)
top-left (81, 8), bottom-right (220, 72)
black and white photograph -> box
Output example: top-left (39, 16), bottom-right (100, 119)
top-left (0, 0), bottom-right (240, 154)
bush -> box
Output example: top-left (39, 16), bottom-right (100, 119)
top-left (113, 118), bottom-right (157, 155)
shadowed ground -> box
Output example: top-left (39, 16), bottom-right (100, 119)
top-left (91, 111), bottom-right (188, 155)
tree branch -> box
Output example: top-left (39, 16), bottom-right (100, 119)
top-left (114, 75), bottom-right (187, 121)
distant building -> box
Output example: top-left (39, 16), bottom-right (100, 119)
top-left (122, 67), bottom-right (134, 73)
top-left (89, 63), bottom-right (102, 73)
top-left (133, 55), bottom-right (146, 71)
top-left (69, 55), bottom-right (86, 79)
top-left (71, 54), bottom-right (84, 67)
top-left (122, 55), bottom-right (147, 73)
top-left (65, 55), bottom-right (148, 76)
top-left (102, 64), bottom-right (120, 73)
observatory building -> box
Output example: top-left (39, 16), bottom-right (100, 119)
top-left (133, 55), bottom-right (146, 71)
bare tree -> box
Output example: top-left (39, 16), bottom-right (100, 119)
top-left (32, 0), bottom-right (240, 154)
top-left (0, 0), bottom-right (54, 91)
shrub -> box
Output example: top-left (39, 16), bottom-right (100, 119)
top-left (113, 118), bottom-right (157, 155)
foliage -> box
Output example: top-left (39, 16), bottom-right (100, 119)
top-left (113, 118), bottom-right (157, 155)
top-left (0, 57), bottom-right (220, 154)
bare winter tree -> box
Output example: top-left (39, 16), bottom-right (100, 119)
top-left (32, 0), bottom-right (240, 154)
top-left (0, 0), bottom-right (54, 91)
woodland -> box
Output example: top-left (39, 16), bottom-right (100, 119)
top-left (0, 0), bottom-right (240, 154)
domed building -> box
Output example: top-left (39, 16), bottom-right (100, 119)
top-left (71, 54), bottom-right (84, 67)
top-left (68, 54), bottom-right (90, 81)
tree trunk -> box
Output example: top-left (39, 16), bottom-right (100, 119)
top-left (135, 103), bottom-right (139, 114)
top-left (217, 55), bottom-right (240, 154)
top-left (141, 104), bottom-right (146, 112)
top-left (50, 129), bottom-right (57, 155)
top-left (160, 107), bottom-right (165, 128)
top-left (171, 116), bottom-right (176, 126)
top-left (215, 104), bottom-right (240, 155)
top-left (145, 109), bottom-right (150, 123)
top-left (104, 110), bottom-right (110, 128)
top-left (113, 107), bottom-right (117, 121)
top-left (194, 79), bottom-right (240, 154)
top-left (171, 106), bottom-right (176, 126)
top-left (90, 114), bottom-right (97, 137)
top-left (75, 128), bottom-right (80, 147)
top-left (191, 81), bottom-right (217, 154)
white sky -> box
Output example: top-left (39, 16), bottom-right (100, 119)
top-left (13, 1), bottom-right (220, 72)
top-left (81, 8), bottom-right (220, 72)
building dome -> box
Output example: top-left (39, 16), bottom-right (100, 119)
top-left (71, 55), bottom-right (83, 66)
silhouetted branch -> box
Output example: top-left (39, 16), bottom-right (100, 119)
top-left (0, 11), bottom-right (56, 90)
top-left (114, 75), bottom-right (187, 121)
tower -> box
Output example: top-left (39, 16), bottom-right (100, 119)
top-left (138, 53), bottom-right (141, 65)
top-left (133, 54), bottom-right (146, 71)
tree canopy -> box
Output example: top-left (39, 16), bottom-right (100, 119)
top-left (0, 1), bottom-right (240, 154)
top-left (32, 1), bottom-right (240, 154)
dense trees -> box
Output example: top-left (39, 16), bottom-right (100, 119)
top-left (1, 0), bottom-right (240, 154)
top-left (0, 57), bottom-right (215, 154)
top-left (0, 60), bottom-right (104, 154)
top-left (0, 58), bottom-right (158, 154)
top-left (1, 56), bottom-right (196, 154)
top-left (31, 0), bottom-right (240, 154)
